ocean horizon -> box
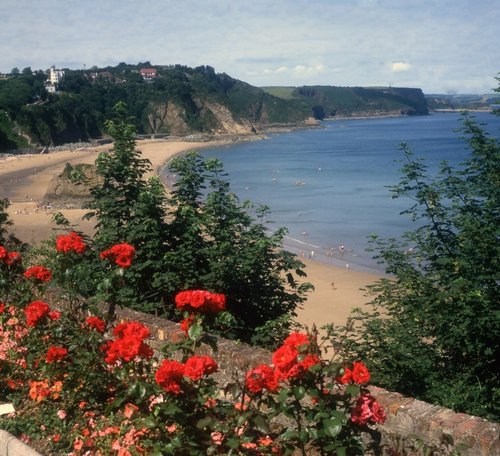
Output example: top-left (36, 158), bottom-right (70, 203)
top-left (171, 111), bottom-right (499, 273)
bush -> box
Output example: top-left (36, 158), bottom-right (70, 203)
top-left (0, 235), bottom-right (385, 455)
top-left (334, 113), bottom-right (500, 421)
top-left (82, 102), bottom-right (311, 346)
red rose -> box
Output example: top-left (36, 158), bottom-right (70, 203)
top-left (336, 366), bottom-right (353, 384)
top-left (155, 359), bottom-right (185, 395)
top-left (350, 393), bottom-right (386, 426)
top-left (100, 243), bottom-right (135, 268)
top-left (245, 364), bottom-right (279, 394)
top-left (0, 246), bottom-right (7, 261)
top-left (46, 346), bottom-right (68, 363)
top-left (85, 316), bottom-right (106, 333)
top-left (175, 290), bottom-right (226, 313)
top-left (49, 310), bottom-right (61, 321)
top-left (352, 361), bottom-right (370, 384)
top-left (5, 251), bottom-right (21, 266)
top-left (371, 400), bottom-right (386, 424)
top-left (113, 321), bottom-right (150, 340)
top-left (273, 345), bottom-right (297, 372)
top-left (104, 321), bottom-right (152, 364)
top-left (0, 302), bottom-right (5, 314)
top-left (24, 265), bottom-right (52, 282)
top-left (180, 314), bottom-right (195, 334)
top-left (56, 232), bottom-right (86, 254)
top-left (283, 332), bottom-right (310, 349)
top-left (184, 355), bottom-right (218, 381)
top-left (24, 301), bottom-right (51, 327)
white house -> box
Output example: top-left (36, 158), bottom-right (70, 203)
top-left (48, 66), bottom-right (65, 85)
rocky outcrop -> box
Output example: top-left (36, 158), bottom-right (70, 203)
top-left (44, 163), bottom-right (99, 203)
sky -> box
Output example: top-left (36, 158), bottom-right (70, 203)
top-left (1, 0), bottom-right (499, 94)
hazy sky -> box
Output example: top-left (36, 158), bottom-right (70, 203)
top-left (2, 0), bottom-right (499, 93)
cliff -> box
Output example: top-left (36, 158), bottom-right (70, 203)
top-left (263, 85), bottom-right (429, 118)
top-left (0, 63), bottom-right (428, 152)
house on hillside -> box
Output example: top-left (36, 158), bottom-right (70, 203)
top-left (45, 66), bottom-right (65, 93)
top-left (48, 66), bottom-right (65, 85)
top-left (139, 68), bottom-right (158, 81)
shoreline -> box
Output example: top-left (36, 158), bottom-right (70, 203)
top-left (1, 135), bottom-right (381, 329)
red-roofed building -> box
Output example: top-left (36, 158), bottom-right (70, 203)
top-left (139, 68), bottom-right (158, 81)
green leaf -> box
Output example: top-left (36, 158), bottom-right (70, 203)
top-left (252, 415), bottom-right (271, 434)
top-left (345, 384), bottom-right (360, 397)
top-left (196, 416), bottom-right (214, 429)
top-left (292, 386), bottom-right (306, 400)
top-left (188, 322), bottom-right (203, 340)
top-left (322, 417), bottom-right (342, 437)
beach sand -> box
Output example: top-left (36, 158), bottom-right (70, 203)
top-left (1, 139), bottom-right (381, 328)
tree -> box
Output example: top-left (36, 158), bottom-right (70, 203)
top-left (163, 152), bottom-right (312, 346)
top-left (84, 102), bottom-right (171, 312)
top-left (336, 113), bottom-right (500, 420)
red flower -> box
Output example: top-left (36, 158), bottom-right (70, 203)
top-left (184, 355), bottom-right (218, 381)
top-left (0, 302), bottom-right (5, 314)
top-left (272, 345), bottom-right (298, 375)
top-left (5, 251), bottom-right (21, 266)
top-left (55, 232), bottom-right (86, 254)
top-left (336, 366), bottom-right (353, 384)
top-left (180, 314), bottom-right (195, 334)
top-left (24, 266), bottom-right (52, 282)
top-left (86, 316), bottom-right (106, 333)
top-left (175, 290), bottom-right (226, 313)
top-left (272, 338), bottom-right (320, 381)
top-left (352, 361), bottom-right (370, 384)
top-left (245, 364), bottom-right (279, 394)
top-left (283, 332), bottom-right (311, 349)
top-left (371, 400), bottom-right (387, 424)
top-left (113, 321), bottom-right (150, 340)
top-left (46, 346), bottom-right (68, 363)
top-left (351, 393), bottom-right (386, 425)
top-left (24, 301), bottom-right (51, 327)
top-left (0, 246), bottom-right (7, 261)
top-left (155, 359), bottom-right (185, 395)
top-left (104, 321), bottom-right (153, 364)
top-left (100, 243), bottom-right (135, 268)
top-left (49, 310), bottom-right (61, 321)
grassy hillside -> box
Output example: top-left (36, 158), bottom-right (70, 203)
top-left (425, 93), bottom-right (500, 110)
top-left (262, 85), bottom-right (429, 118)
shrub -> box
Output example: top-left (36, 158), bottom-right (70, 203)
top-left (0, 236), bottom-right (384, 455)
top-left (334, 113), bottom-right (500, 421)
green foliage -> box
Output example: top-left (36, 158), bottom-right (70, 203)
top-left (335, 113), bottom-right (500, 420)
top-left (0, 198), bottom-right (23, 249)
top-left (266, 85), bottom-right (430, 117)
top-left (162, 151), bottom-right (312, 345)
top-left (84, 102), bottom-right (170, 313)
top-left (82, 104), bottom-right (310, 344)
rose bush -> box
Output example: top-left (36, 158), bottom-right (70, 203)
top-left (0, 236), bottom-right (386, 455)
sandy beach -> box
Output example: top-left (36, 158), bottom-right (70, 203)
top-left (0, 139), bottom-right (382, 329)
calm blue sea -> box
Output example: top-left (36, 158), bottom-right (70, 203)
top-left (190, 112), bottom-right (499, 273)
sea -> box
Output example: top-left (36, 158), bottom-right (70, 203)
top-left (181, 112), bottom-right (500, 274)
